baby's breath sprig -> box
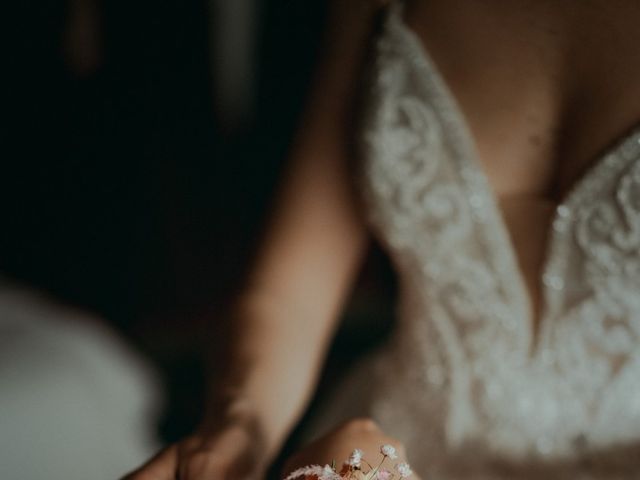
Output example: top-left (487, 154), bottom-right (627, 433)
top-left (284, 445), bottom-right (413, 480)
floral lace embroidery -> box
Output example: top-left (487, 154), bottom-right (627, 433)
top-left (352, 2), bottom-right (640, 477)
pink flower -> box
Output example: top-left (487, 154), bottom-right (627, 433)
top-left (380, 444), bottom-right (398, 460)
top-left (376, 468), bottom-right (393, 480)
top-left (284, 464), bottom-right (340, 480)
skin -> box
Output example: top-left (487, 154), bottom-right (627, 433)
top-left (283, 419), bottom-right (418, 480)
top-left (403, 0), bottom-right (640, 326)
top-left (126, 0), bottom-right (640, 478)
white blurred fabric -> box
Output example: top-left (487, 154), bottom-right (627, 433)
top-left (0, 278), bottom-right (161, 480)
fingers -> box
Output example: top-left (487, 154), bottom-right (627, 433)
top-left (121, 444), bottom-right (178, 480)
top-left (176, 427), bottom-right (262, 480)
top-left (124, 423), bottom-right (267, 480)
top-left (341, 418), bottom-right (406, 457)
top-left (283, 417), bottom-right (420, 480)
top-left (122, 441), bottom-right (236, 480)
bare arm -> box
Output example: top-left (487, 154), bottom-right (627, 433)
top-left (126, 2), bottom-right (383, 479)
top-left (226, 0), bottom-right (385, 454)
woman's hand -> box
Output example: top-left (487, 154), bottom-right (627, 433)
top-left (283, 418), bottom-right (418, 480)
top-left (123, 416), bottom-right (270, 480)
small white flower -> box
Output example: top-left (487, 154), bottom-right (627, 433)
top-left (380, 444), bottom-right (398, 459)
top-left (320, 464), bottom-right (341, 480)
top-left (394, 463), bottom-right (412, 478)
top-left (346, 448), bottom-right (364, 467)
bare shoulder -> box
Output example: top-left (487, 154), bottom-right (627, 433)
top-left (309, 0), bottom-right (388, 113)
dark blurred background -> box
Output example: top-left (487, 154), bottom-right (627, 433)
top-left (2, 0), bottom-right (396, 472)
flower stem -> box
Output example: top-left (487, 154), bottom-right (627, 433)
top-left (365, 455), bottom-right (387, 480)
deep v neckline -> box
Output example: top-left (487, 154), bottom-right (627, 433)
top-left (386, 1), bottom-right (640, 355)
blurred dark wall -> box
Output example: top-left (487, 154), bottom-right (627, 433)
top-left (3, 0), bottom-right (333, 442)
top-left (4, 0), bottom-right (395, 448)
top-left (3, 0), bottom-right (328, 331)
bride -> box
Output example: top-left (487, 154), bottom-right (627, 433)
top-left (127, 0), bottom-right (640, 478)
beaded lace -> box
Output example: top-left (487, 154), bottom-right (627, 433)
top-left (313, 2), bottom-right (640, 478)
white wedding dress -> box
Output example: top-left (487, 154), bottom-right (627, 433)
top-left (307, 2), bottom-right (640, 478)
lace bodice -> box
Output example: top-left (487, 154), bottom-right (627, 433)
top-left (325, 2), bottom-right (640, 478)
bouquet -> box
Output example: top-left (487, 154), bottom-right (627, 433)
top-left (284, 444), bottom-right (413, 480)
